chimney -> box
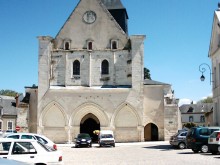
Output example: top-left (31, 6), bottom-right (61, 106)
top-left (15, 93), bottom-right (19, 108)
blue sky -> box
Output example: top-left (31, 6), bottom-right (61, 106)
top-left (0, 0), bottom-right (218, 104)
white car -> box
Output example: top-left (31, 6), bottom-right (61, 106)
top-left (0, 138), bottom-right (63, 164)
top-left (4, 133), bottom-right (57, 150)
top-left (208, 130), bottom-right (220, 154)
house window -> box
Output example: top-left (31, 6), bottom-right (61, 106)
top-left (64, 42), bottom-right (70, 50)
top-left (101, 60), bottom-right (109, 75)
top-left (111, 40), bottom-right (118, 49)
top-left (189, 116), bottom-right (193, 122)
top-left (7, 121), bottom-right (13, 130)
top-left (200, 116), bottom-right (205, 122)
top-left (73, 60), bottom-right (80, 75)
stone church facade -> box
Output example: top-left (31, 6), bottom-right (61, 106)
top-left (35, 0), bottom-right (178, 143)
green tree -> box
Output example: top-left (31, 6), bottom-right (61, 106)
top-left (0, 89), bottom-right (21, 97)
top-left (144, 67), bottom-right (151, 80)
top-left (197, 97), bottom-right (213, 104)
top-left (183, 122), bottom-right (196, 129)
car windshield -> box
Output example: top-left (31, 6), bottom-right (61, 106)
top-left (78, 134), bottom-right (90, 138)
top-left (101, 134), bottom-right (113, 138)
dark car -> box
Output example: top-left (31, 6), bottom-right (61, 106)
top-left (186, 127), bottom-right (220, 153)
top-left (75, 133), bottom-right (92, 148)
top-left (170, 131), bottom-right (188, 149)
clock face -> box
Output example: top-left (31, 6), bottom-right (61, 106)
top-left (83, 11), bottom-right (96, 24)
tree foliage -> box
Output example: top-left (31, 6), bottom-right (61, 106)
top-left (144, 67), bottom-right (151, 80)
top-left (197, 97), bottom-right (213, 104)
top-left (0, 89), bottom-right (20, 97)
top-left (183, 122), bottom-right (196, 129)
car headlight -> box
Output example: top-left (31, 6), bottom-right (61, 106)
top-left (76, 140), bottom-right (80, 143)
top-left (87, 140), bottom-right (91, 143)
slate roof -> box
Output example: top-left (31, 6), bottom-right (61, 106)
top-left (0, 95), bottom-right (17, 116)
top-left (101, 0), bottom-right (125, 10)
top-left (179, 103), bottom-right (213, 114)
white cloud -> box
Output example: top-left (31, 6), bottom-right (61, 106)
top-left (178, 98), bottom-right (193, 107)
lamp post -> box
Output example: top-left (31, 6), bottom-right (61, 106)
top-left (199, 63), bottom-right (212, 85)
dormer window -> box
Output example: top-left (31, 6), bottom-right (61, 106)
top-left (64, 40), bottom-right (71, 50)
top-left (111, 40), bottom-right (118, 50)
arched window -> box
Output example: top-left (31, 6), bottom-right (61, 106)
top-left (112, 41), bottom-right (117, 49)
top-left (111, 40), bottom-right (118, 50)
top-left (101, 60), bottom-right (109, 75)
top-left (88, 41), bottom-right (92, 50)
top-left (65, 42), bottom-right (70, 50)
top-left (73, 60), bottom-right (80, 75)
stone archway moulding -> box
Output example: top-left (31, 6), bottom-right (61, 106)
top-left (39, 101), bottom-right (68, 127)
top-left (71, 102), bottom-right (109, 127)
top-left (112, 102), bottom-right (142, 126)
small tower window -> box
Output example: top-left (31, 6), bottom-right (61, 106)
top-left (88, 41), bottom-right (93, 50)
top-left (73, 60), bottom-right (80, 75)
top-left (64, 40), bottom-right (71, 50)
top-left (101, 60), bottom-right (109, 75)
top-left (65, 42), bottom-right (70, 50)
top-left (111, 40), bottom-right (118, 50)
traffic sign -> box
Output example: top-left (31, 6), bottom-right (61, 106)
top-left (15, 126), bottom-right (20, 131)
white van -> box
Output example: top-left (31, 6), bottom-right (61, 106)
top-left (98, 130), bottom-right (115, 147)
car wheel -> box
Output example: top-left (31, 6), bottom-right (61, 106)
top-left (192, 149), bottom-right (199, 153)
top-left (112, 143), bottom-right (115, 147)
top-left (178, 142), bottom-right (186, 149)
top-left (201, 145), bottom-right (208, 153)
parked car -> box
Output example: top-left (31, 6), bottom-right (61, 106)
top-left (169, 131), bottom-right (188, 149)
top-left (0, 158), bottom-right (29, 165)
top-left (98, 130), bottom-right (115, 147)
top-left (208, 130), bottom-right (220, 154)
top-left (186, 126), bottom-right (220, 153)
top-left (3, 130), bottom-right (17, 137)
top-left (0, 138), bottom-right (63, 164)
top-left (75, 133), bottom-right (92, 148)
top-left (4, 133), bottom-right (57, 150)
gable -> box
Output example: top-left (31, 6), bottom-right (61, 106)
top-left (55, 0), bottom-right (128, 50)
top-left (209, 11), bottom-right (220, 57)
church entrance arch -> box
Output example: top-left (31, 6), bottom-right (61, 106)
top-left (80, 113), bottom-right (100, 142)
top-left (144, 123), bottom-right (159, 141)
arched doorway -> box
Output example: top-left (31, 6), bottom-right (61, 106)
top-left (144, 123), bottom-right (159, 141)
top-left (80, 113), bottom-right (100, 142)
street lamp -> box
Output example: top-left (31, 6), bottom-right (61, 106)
top-left (199, 63), bottom-right (212, 85)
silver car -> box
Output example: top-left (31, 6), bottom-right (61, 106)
top-left (170, 131), bottom-right (188, 149)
